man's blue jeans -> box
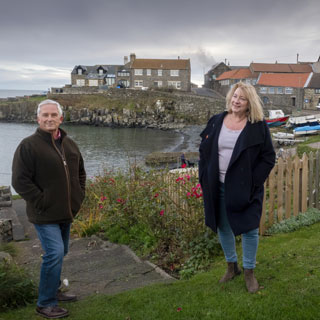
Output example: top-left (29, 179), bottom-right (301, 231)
top-left (34, 223), bottom-right (71, 307)
top-left (217, 183), bottom-right (259, 269)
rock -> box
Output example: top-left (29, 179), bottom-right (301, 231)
top-left (0, 251), bottom-right (13, 264)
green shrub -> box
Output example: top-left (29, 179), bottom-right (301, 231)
top-left (73, 166), bottom-right (220, 276)
top-left (0, 262), bottom-right (36, 312)
top-left (265, 208), bottom-right (320, 235)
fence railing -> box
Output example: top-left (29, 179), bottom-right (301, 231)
top-left (163, 151), bottom-right (320, 236)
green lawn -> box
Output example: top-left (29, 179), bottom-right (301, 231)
top-left (2, 223), bottom-right (319, 320)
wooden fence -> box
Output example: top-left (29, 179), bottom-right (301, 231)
top-left (260, 151), bottom-right (320, 235)
top-left (164, 151), bottom-right (320, 235)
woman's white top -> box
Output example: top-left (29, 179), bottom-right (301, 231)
top-left (218, 123), bottom-right (243, 183)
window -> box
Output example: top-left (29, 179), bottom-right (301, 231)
top-left (260, 87), bottom-right (267, 94)
top-left (168, 81), bottom-right (181, 89)
top-left (135, 69), bottom-right (143, 76)
top-left (147, 69), bottom-right (151, 76)
top-left (154, 81), bottom-right (162, 87)
top-left (89, 80), bottom-right (98, 86)
top-left (99, 69), bottom-right (103, 75)
top-left (118, 72), bottom-right (130, 77)
top-left (268, 87), bottom-right (275, 94)
top-left (158, 69), bottom-right (162, 76)
top-left (221, 80), bottom-right (230, 86)
top-left (76, 79), bottom-right (85, 86)
top-left (245, 79), bottom-right (251, 84)
top-left (134, 80), bottom-right (143, 87)
top-left (252, 79), bottom-right (257, 85)
top-left (315, 89), bottom-right (320, 94)
top-left (77, 69), bottom-right (82, 75)
top-left (170, 70), bottom-right (179, 76)
top-left (277, 87), bottom-right (283, 94)
top-left (105, 78), bottom-right (115, 86)
top-left (285, 87), bottom-right (293, 94)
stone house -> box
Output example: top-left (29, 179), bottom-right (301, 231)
top-left (204, 62), bottom-right (231, 91)
top-left (70, 53), bottom-right (191, 91)
top-left (127, 53), bottom-right (191, 91)
top-left (303, 73), bottom-right (320, 109)
top-left (71, 65), bottom-right (121, 88)
top-left (216, 68), bottom-right (259, 96)
top-left (255, 72), bottom-right (312, 110)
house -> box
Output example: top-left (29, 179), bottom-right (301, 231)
top-left (216, 68), bottom-right (258, 96)
top-left (255, 72), bottom-right (312, 109)
top-left (303, 73), bottom-right (320, 109)
top-left (128, 53), bottom-right (191, 91)
top-left (204, 62), bottom-right (231, 90)
top-left (71, 53), bottom-right (191, 91)
top-left (71, 65), bottom-right (121, 88)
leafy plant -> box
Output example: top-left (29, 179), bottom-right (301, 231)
top-left (0, 262), bottom-right (36, 312)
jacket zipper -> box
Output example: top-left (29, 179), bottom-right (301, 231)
top-left (51, 136), bottom-right (74, 220)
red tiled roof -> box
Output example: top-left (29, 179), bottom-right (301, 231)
top-left (216, 68), bottom-right (254, 80)
top-left (131, 59), bottom-right (190, 70)
top-left (257, 73), bottom-right (311, 88)
top-left (250, 63), bottom-right (312, 73)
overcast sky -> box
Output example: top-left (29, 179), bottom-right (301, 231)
top-left (0, 0), bottom-right (319, 90)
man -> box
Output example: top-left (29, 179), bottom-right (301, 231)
top-left (12, 99), bottom-right (86, 319)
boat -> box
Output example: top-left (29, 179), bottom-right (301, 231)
top-left (286, 114), bottom-right (320, 128)
top-left (293, 124), bottom-right (320, 136)
top-left (272, 132), bottom-right (302, 145)
top-left (266, 110), bottom-right (289, 127)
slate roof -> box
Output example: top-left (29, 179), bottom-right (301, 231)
top-left (216, 68), bottom-right (256, 80)
top-left (306, 73), bottom-right (320, 88)
top-left (71, 65), bottom-right (121, 79)
top-left (257, 73), bottom-right (311, 88)
top-left (250, 63), bottom-right (312, 73)
top-left (131, 59), bottom-right (190, 70)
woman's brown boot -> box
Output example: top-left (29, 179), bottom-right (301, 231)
top-left (244, 269), bottom-right (259, 293)
top-left (219, 262), bottom-right (241, 283)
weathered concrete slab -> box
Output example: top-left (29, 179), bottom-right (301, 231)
top-left (0, 207), bottom-right (25, 240)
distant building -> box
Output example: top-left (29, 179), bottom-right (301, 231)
top-left (70, 53), bottom-right (191, 91)
top-left (204, 62), bottom-right (231, 91)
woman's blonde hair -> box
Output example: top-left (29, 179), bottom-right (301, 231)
top-left (226, 82), bottom-right (264, 123)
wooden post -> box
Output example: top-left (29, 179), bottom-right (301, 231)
top-left (268, 166), bottom-right (276, 226)
top-left (316, 151), bottom-right (320, 210)
top-left (260, 181), bottom-right (267, 235)
top-left (301, 153), bottom-right (308, 213)
top-left (285, 157), bottom-right (293, 219)
top-left (308, 152), bottom-right (314, 208)
top-left (277, 157), bottom-right (284, 221)
top-left (293, 156), bottom-right (300, 216)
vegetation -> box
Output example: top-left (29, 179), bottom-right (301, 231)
top-left (2, 222), bottom-right (320, 319)
top-left (72, 167), bottom-right (220, 278)
top-left (0, 261), bottom-right (37, 312)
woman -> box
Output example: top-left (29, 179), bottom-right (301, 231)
top-left (199, 82), bottom-right (275, 293)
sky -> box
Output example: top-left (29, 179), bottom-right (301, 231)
top-left (0, 0), bottom-right (319, 90)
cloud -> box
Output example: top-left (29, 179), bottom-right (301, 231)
top-left (0, 0), bottom-right (319, 88)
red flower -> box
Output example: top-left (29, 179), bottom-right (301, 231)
top-left (116, 198), bottom-right (125, 204)
top-left (177, 307), bottom-right (182, 312)
top-left (154, 193), bottom-right (159, 198)
top-left (99, 204), bottom-right (103, 209)
top-left (181, 163), bottom-right (187, 168)
top-left (100, 196), bottom-right (107, 201)
top-left (159, 210), bottom-right (164, 216)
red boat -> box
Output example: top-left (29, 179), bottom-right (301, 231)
top-left (266, 110), bottom-right (289, 127)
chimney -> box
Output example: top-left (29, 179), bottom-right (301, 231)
top-left (130, 53), bottom-right (136, 62)
top-left (178, 56), bottom-right (180, 59)
top-left (297, 53), bottom-right (299, 63)
top-left (124, 56), bottom-right (128, 64)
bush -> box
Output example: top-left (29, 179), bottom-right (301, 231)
top-left (73, 166), bottom-right (221, 276)
top-left (0, 261), bottom-right (36, 312)
top-left (265, 208), bottom-right (320, 235)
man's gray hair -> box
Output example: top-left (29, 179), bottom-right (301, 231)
top-left (37, 99), bottom-right (63, 116)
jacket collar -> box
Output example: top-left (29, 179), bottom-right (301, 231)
top-left (36, 127), bottom-right (67, 143)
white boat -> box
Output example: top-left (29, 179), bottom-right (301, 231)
top-left (287, 114), bottom-right (320, 128)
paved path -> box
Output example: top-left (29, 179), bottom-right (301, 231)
top-left (12, 199), bottom-right (174, 299)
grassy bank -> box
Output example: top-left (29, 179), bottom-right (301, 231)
top-left (2, 222), bottom-right (320, 320)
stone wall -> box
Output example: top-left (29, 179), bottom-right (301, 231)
top-left (0, 89), bottom-right (226, 128)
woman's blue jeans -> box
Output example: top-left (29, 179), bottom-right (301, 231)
top-left (217, 183), bottom-right (259, 269)
top-left (34, 223), bottom-right (71, 307)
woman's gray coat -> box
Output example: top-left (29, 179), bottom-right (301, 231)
top-left (199, 112), bottom-right (275, 236)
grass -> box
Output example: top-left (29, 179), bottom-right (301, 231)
top-left (2, 222), bottom-right (319, 320)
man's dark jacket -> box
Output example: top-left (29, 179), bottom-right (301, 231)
top-left (199, 112), bottom-right (275, 236)
top-left (12, 128), bottom-right (86, 224)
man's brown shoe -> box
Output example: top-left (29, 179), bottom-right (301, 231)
top-left (56, 290), bottom-right (77, 302)
top-left (36, 306), bottom-right (69, 319)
